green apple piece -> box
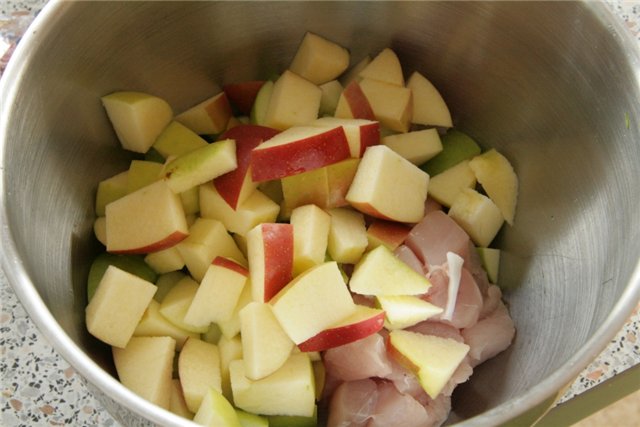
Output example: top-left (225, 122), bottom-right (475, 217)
top-left (236, 410), bottom-right (269, 427)
top-left (144, 147), bottom-right (165, 164)
top-left (349, 245), bottom-right (432, 296)
top-left (268, 408), bottom-right (318, 427)
top-left (219, 334), bottom-right (243, 401)
top-left (86, 266), bottom-right (157, 348)
top-left (180, 185), bottom-right (200, 215)
top-left (153, 271), bottom-right (186, 303)
top-left (161, 138), bottom-right (237, 194)
top-left (144, 245), bottom-right (184, 274)
top-left (105, 180), bottom-right (189, 254)
top-left (468, 148), bottom-right (519, 225)
top-left (240, 302), bottom-right (295, 380)
top-left (327, 207), bottom-right (368, 264)
top-left (289, 32), bottom-right (350, 85)
top-left (230, 353), bottom-right (315, 417)
top-left (250, 80), bottom-right (274, 125)
top-left (264, 70), bottom-right (322, 131)
top-left (420, 129), bottom-right (481, 176)
top-left (199, 184), bottom-right (280, 236)
top-left (270, 261), bottom-right (355, 344)
top-left (152, 121), bottom-right (209, 158)
top-left (112, 336), bottom-right (176, 409)
top-left (218, 282), bottom-right (253, 339)
top-left (127, 160), bottom-right (163, 194)
top-left (319, 80), bottom-right (344, 116)
top-left (101, 91), bottom-right (173, 154)
top-left (346, 145), bottom-right (429, 223)
top-left (95, 170), bottom-right (129, 216)
top-left (193, 387), bottom-right (242, 427)
top-left (179, 338), bottom-right (222, 413)
top-left (133, 300), bottom-right (198, 351)
top-left (87, 252), bottom-right (157, 302)
top-left (388, 330), bottom-right (469, 399)
top-left (358, 48), bottom-right (404, 86)
top-left (175, 91), bottom-right (233, 135)
top-left (382, 128), bottom-right (443, 165)
top-left (202, 323), bottom-right (223, 345)
top-left (184, 257), bottom-right (249, 327)
top-left (448, 188), bottom-right (504, 247)
top-left (290, 204), bottom-right (331, 276)
top-left (358, 78), bottom-right (411, 133)
top-left (406, 71), bottom-right (453, 128)
top-left (427, 159), bottom-right (477, 208)
top-left (376, 295), bottom-right (443, 330)
top-left (169, 378), bottom-right (193, 419)
top-left (93, 217), bottom-right (107, 246)
top-left (159, 277), bottom-right (209, 334)
top-left (476, 247), bottom-right (501, 284)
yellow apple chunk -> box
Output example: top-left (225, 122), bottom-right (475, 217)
top-left (184, 257), bottom-right (248, 327)
top-left (358, 48), bottom-right (404, 86)
top-left (319, 80), bottom-right (344, 116)
top-left (359, 78), bottom-right (412, 132)
top-left (270, 261), bottom-right (356, 344)
top-left (199, 184), bottom-right (280, 236)
top-left (86, 265), bottom-right (157, 348)
top-left (349, 245), bottom-right (431, 296)
top-left (428, 160), bottom-right (477, 208)
top-left (169, 379), bottom-right (193, 419)
top-left (144, 245), bottom-right (184, 274)
top-left (218, 335), bottom-right (243, 401)
top-left (105, 180), bottom-right (188, 254)
top-left (240, 302), bottom-right (295, 380)
top-left (468, 149), bottom-right (518, 225)
top-left (93, 217), bottom-right (107, 246)
top-left (290, 204), bottom-right (331, 276)
top-left (101, 91), bottom-right (173, 154)
top-left (133, 300), bottom-right (198, 351)
top-left (376, 295), bottom-right (443, 330)
top-left (112, 336), bottom-right (176, 409)
top-left (289, 32), bottom-right (350, 85)
top-left (327, 207), bottom-right (368, 264)
top-left (388, 330), bottom-right (469, 399)
top-left (193, 387), bottom-right (242, 427)
top-left (448, 188), bottom-right (504, 247)
top-left (153, 271), bottom-right (186, 303)
top-left (126, 160), bottom-right (163, 194)
top-left (382, 128), bottom-right (443, 165)
top-left (406, 71), bottom-right (453, 128)
top-left (218, 282), bottom-right (253, 339)
top-left (346, 145), bottom-right (429, 223)
top-left (95, 171), bottom-right (129, 216)
top-left (179, 338), bottom-right (222, 413)
top-left (175, 91), bottom-right (233, 135)
top-left (230, 353), bottom-right (315, 417)
top-left (264, 70), bottom-right (322, 130)
top-left (340, 55), bottom-right (371, 86)
top-left (158, 276), bottom-right (209, 334)
top-left (152, 121), bottom-right (208, 158)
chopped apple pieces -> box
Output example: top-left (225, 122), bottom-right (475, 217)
top-left (289, 32), bottom-right (350, 85)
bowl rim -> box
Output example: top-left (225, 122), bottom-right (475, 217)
top-left (0, 1), bottom-right (639, 426)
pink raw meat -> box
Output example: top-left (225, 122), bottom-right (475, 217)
top-left (328, 379), bottom-right (378, 427)
top-left (461, 301), bottom-right (515, 367)
top-left (405, 211), bottom-right (471, 267)
top-left (394, 244), bottom-right (427, 275)
top-left (367, 381), bottom-right (431, 427)
top-left (324, 333), bottom-right (393, 381)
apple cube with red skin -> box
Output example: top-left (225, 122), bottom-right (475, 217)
top-left (214, 124), bottom-right (280, 209)
top-left (112, 336), bottom-right (176, 409)
top-left (270, 261), bottom-right (356, 344)
top-left (86, 265), bottom-right (157, 348)
top-left (175, 91), bottom-right (233, 135)
top-left (247, 223), bottom-right (294, 303)
top-left (264, 70), bottom-right (322, 131)
top-left (289, 32), bottom-right (350, 85)
top-left (240, 302), bottom-right (295, 380)
top-left (179, 338), bottom-right (222, 413)
top-left (334, 80), bottom-right (376, 121)
top-left (184, 257), bottom-right (249, 328)
top-left (359, 78), bottom-right (412, 133)
top-left (366, 219), bottom-right (412, 251)
top-left (346, 145), bottom-right (429, 223)
top-left (358, 48), bottom-right (404, 86)
top-left (250, 125), bottom-right (351, 182)
top-left (101, 91), bottom-right (173, 154)
top-left (105, 180), bottom-right (189, 254)
top-left (407, 71), bottom-right (453, 128)
top-left (387, 330), bottom-right (470, 399)
top-left (312, 117), bottom-right (379, 158)
top-left (224, 81), bottom-right (265, 116)
top-left (297, 305), bottom-right (384, 352)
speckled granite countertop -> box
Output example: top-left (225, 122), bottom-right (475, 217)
top-left (1, 1), bottom-right (639, 426)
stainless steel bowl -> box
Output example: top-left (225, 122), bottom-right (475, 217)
top-left (1, 1), bottom-right (639, 426)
